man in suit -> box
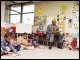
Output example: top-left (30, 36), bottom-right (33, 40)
top-left (46, 19), bottom-right (64, 49)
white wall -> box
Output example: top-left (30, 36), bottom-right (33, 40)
top-left (2, 1), bottom-right (79, 34)
top-left (1, 1), bottom-right (6, 22)
top-left (34, 1), bottom-right (79, 16)
top-left (33, 1), bottom-right (79, 33)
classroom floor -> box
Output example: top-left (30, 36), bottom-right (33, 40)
top-left (1, 45), bottom-right (79, 59)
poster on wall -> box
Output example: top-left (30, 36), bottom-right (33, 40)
top-left (34, 16), bottom-right (47, 26)
top-left (16, 23), bottom-right (32, 34)
top-left (37, 8), bottom-right (43, 15)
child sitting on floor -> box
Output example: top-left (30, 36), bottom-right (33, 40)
top-left (63, 37), bottom-right (79, 51)
top-left (32, 34), bottom-right (39, 48)
top-left (16, 33), bottom-right (34, 50)
top-left (68, 37), bottom-right (79, 51)
top-left (1, 33), bottom-right (18, 56)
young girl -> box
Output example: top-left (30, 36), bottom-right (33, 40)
top-left (68, 37), bottom-right (78, 51)
top-left (16, 33), bottom-right (34, 50)
top-left (63, 37), bottom-right (78, 51)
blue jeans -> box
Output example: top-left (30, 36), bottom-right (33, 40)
top-left (32, 40), bottom-right (38, 46)
top-left (15, 45), bottom-right (21, 51)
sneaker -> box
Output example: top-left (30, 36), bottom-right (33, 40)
top-left (49, 46), bottom-right (52, 50)
top-left (57, 47), bottom-right (63, 49)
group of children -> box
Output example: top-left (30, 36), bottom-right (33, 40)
top-left (1, 28), bottom-right (79, 56)
top-left (1, 30), bottom-right (39, 56)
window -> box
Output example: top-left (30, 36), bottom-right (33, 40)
top-left (11, 6), bottom-right (21, 13)
top-left (10, 5), bottom-right (21, 24)
top-left (9, 4), bottom-right (35, 24)
top-left (23, 5), bottom-right (35, 13)
top-left (11, 11), bottom-right (19, 14)
top-left (10, 15), bottom-right (20, 24)
top-left (22, 5), bottom-right (35, 25)
top-left (23, 13), bottom-right (34, 25)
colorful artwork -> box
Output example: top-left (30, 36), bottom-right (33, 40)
top-left (59, 4), bottom-right (68, 13)
top-left (56, 14), bottom-right (66, 31)
top-left (68, 19), bottom-right (73, 28)
top-left (59, 22), bottom-right (65, 31)
top-left (72, 3), bottom-right (79, 13)
top-left (37, 8), bottom-right (43, 14)
top-left (34, 16), bottom-right (47, 26)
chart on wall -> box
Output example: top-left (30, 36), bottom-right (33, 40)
top-left (34, 16), bottom-right (47, 26)
top-left (16, 23), bottom-right (32, 34)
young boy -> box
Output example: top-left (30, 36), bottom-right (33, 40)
top-left (1, 33), bottom-right (17, 56)
top-left (16, 33), bottom-right (33, 50)
top-left (32, 34), bottom-right (39, 48)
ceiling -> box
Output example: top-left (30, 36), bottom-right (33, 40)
top-left (6, 1), bottom-right (41, 5)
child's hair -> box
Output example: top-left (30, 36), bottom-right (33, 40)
top-left (34, 34), bottom-right (38, 37)
top-left (18, 33), bottom-right (22, 37)
top-left (71, 37), bottom-right (77, 49)
top-left (4, 33), bottom-right (10, 38)
top-left (63, 40), bottom-right (65, 43)
top-left (9, 32), bottom-right (16, 39)
top-left (23, 33), bottom-right (27, 36)
top-left (73, 37), bottom-right (77, 42)
top-left (34, 34), bottom-right (38, 40)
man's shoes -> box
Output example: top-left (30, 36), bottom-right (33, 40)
top-left (57, 46), bottom-right (63, 49)
top-left (57, 43), bottom-right (63, 49)
top-left (49, 46), bottom-right (52, 50)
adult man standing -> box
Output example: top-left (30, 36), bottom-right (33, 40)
top-left (46, 19), bottom-right (63, 49)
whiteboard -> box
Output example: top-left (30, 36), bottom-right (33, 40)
top-left (16, 23), bottom-right (32, 34)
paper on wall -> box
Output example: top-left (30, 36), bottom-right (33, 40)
top-left (16, 23), bottom-right (32, 34)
